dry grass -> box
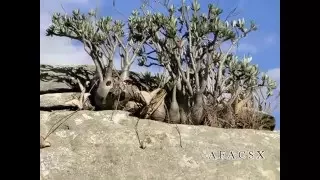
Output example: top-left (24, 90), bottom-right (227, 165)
top-left (201, 93), bottom-right (279, 131)
top-left (234, 108), bottom-right (275, 130)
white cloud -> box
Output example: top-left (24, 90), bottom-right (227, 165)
top-left (40, 0), bottom-right (97, 65)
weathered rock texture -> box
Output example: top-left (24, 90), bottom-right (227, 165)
top-left (40, 64), bottom-right (280, 180)
top-left (40, 92), bottom-right (81, 109)
top-left (40, 110), bottom-right (279, 180)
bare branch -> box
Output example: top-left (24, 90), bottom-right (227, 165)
top-left (146, 50), bottom-right (156, 55)
top-left (217, 41), bottom-right (237, 91)
top-left (143, 62), bottom-right (164, 67)
top-left (146, 56), bottom-right (158, 61)
top-left (181, 0), bottom-right (199, 92)
top-left (115, 34), bottom-right (127, 53)
top-left (227, 83), bottom-right (242, 106)
top-left (129, 37), bottom-right (148, 65)
top-left (199, 33), bottom-right (219, 94)
top-left (224, 6), bottom-right (240, 21)
top-left (174, 54), bottom-right (193, 95)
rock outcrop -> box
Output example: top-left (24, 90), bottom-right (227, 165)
top-left (40, 110), bottom-right (280, 180)
top-left (40, 64), bottom-right (280, 180)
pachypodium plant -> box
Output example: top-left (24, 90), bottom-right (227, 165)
top-left (130, 0), bottom-right (277, 124)
top-left (44, 0), bottom-right (278, 129)
top-left (218, 55), bottom-right (276, 102)
top-left (46, 9), bottom-right (150, 109)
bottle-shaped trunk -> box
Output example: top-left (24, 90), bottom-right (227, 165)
top-left (94, 65), bottom-right (114, 110)
top-left (176, 88), bottom-right (188, 124)
top-left (120, 66), bottom-right (131, 82)
top-left (169, 82), bottom-right (180, 124)
top-left (191, 92), bottom-right (204, 125)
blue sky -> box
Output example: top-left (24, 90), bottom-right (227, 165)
top-left (40, 0), bottom-right (280, 129)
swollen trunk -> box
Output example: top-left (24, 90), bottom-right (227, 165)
top-left (94, 65), bottom-right (114, 110)
top-left (191, 93), bottom-right (204, 125)
top-left (169, 83), bottom-right (180, 124)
